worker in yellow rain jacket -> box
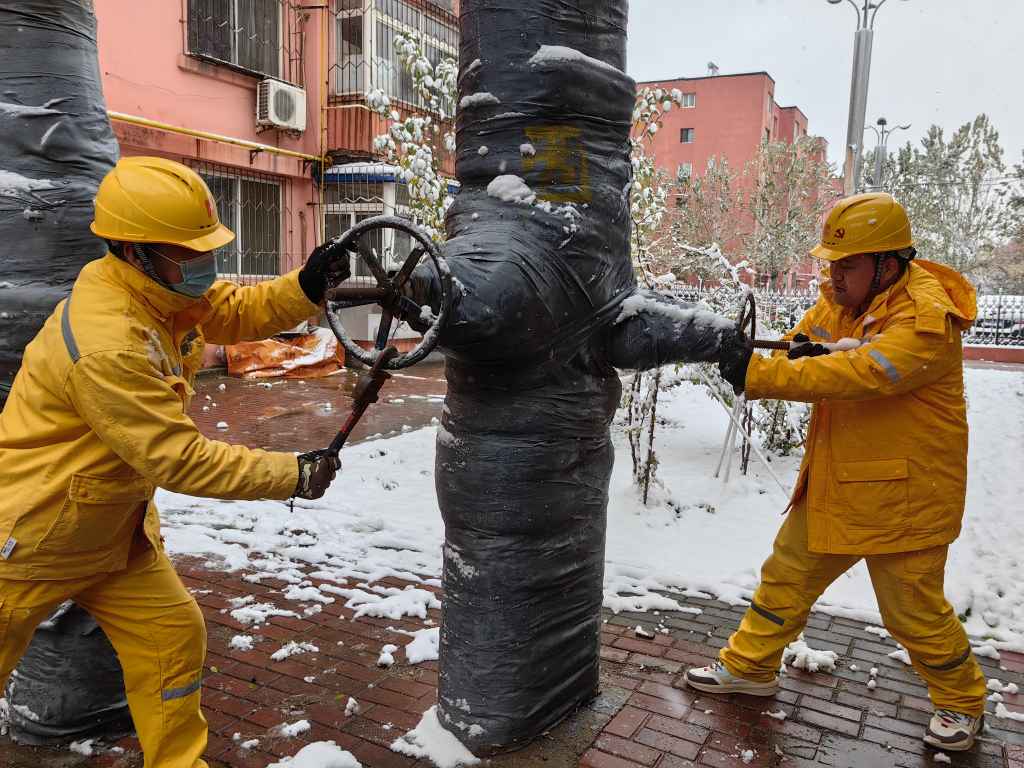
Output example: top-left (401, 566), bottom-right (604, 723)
top-left (687, 193), bottom-right (986, 752)
top-left (0, 157), bottom-right (348, 768)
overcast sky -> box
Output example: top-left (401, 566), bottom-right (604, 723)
top-left (626, 0), bottom-right (1021, 170)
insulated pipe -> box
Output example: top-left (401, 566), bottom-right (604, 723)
top-left (428, 0), bottom-right (736, 752)
top-left (0, 0), bottom-right (119, 397)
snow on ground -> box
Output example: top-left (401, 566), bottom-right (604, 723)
top-left (388, 626), bottom-right (441, 664)
top-left (390, 706), bottom-right (480, 767)
top-left (159, 367), bottom-right (1024, 648)
top-left (268, 740), bottom-right (362, 767)
top-left (783, 635), bottom-right (838, 673)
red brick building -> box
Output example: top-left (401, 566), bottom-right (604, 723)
top-left (638, 71), bottom-right (819, 185)
top-left (638, 71), bottom-right (833, 288)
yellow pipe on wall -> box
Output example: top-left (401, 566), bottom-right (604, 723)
top-left (107, 111), bottom-right (324, 163)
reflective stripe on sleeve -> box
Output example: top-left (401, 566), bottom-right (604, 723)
top-left (61, 296), bottom-right (81, 363)
top-left (868, 348), bottom-right (901, 383)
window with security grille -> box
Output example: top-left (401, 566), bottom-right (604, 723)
top-left (188, 0), bottom-right (296, 81)
top-left (333, 0), bottom-right (457, 106)
top-left (680, 127), bottom-right (695, 143)
top-left (198, 168), bottom-right (283, 280)
top-left (322, 174), bottom-right (415, 277)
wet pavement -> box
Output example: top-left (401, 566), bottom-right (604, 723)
top-left (188, 362), bottom-right (447, 454)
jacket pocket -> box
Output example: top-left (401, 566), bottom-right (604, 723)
top-left (833, 458), bottom-right (909, 527)
top-left (37, 474), bottom-right (154, 554)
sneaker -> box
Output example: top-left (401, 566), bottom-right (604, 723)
top-left (684, 661), bottom-right (779, 696)
top-left (923, 709), bottom-right (983, 751)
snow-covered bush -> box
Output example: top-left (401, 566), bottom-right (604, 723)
top-left (367, 31), bottom-right (457, 242)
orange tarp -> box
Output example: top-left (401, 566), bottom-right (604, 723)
top-left (225, 329), bottom-right (343, 379)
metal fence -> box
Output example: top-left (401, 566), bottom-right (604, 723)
top-left (669, 286), bottom-right (1024, 348)
top-left (968, 295), bottom-right (1024, 347)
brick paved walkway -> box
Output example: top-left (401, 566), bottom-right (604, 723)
top-left (4, 554), bottom-right (1023, 768)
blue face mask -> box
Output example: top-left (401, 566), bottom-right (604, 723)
top-left (143, 246), bottom-right (218, 298)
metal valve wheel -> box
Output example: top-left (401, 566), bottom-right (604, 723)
top-left (323, 215), bottom-right (452, 370)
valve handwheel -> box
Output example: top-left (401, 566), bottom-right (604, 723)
top-left (322, 215), bottom-right (452, 369)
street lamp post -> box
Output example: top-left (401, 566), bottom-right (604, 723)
top-left (865, 116), bottom-right (911, 191)
top-left (827, 0), bottom-right (907, 195)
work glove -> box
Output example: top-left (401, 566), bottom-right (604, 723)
top-left (294, 449), bottom-right (341, 500)
top-left (787, 333), bottom-right (830, 360)
top-left (718, 328), bottom-right (754, 395)
top-left (299, 241), bottom-right (352, 305)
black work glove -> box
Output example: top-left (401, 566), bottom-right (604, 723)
top-left (718, 328), bottom-right (754, 395)
top-left (787, 333), bottom-right (830, 360)
top-left (294, 449), bottom-right (341, 500)
top-left (299, 241), bottom-right (351, 305)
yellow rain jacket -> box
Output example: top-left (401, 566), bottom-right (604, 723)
top-left (745, 260), bottom-right (977, 555)
top-left (0, 254), bottom-right (319, 580)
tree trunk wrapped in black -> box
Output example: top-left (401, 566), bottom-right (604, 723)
top-left (432, 0), bottom-right (734, 752)
top-left (0, 0), bottom-right (118, 400)
top-left (0, 0), bottom-right (129, 743)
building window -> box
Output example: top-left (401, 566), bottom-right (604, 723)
top-left (187, 0), bottom-right (299, 81)
top-left (677, 162), bottom-right (692, 181)
top-left (322, 167), bottom-right (416, 277)
top-left (681, 92), bottom-right (696, 108)
top-left (197, 167), bottom-right (283, 280)
top-left (680, 127), bottom-right (695, 144)
top-left (333, 0), bottom-right (458, 106)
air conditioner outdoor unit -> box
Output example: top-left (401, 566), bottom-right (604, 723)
top-left (256, 79), bottom-right (306, 131)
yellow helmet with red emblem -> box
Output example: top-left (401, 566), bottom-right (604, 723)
top-left (811, 192), bottom-right (913, 262)
top-left (90, 156), bottom-right (234, 252)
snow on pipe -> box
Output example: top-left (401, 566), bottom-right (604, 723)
top-left (0, 0), bottom-right (118, 396)
top-left (422, 0), bottom-right (739, 752)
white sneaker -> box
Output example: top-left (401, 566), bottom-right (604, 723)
top-left (923, 709), bottom-right (983, 752)
top-left (684, 661), bottom-right (779, 696)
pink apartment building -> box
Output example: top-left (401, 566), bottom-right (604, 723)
top-left (95, 0), bottom-right (456, 282)
top-left (94, 0), bottom-right (458, 356)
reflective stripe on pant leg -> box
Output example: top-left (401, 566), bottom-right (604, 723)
top-left (75, 551), bottom-right (209, 768)
top-left (720, 502), bottom-right (857, 682)
top-left (867, 547), bottom-right (987, 717)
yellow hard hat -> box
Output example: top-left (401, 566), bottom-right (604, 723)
top-left (91, 156), bottom-right (235, 252)
top-left (810, 192), bottom-right (913, 262)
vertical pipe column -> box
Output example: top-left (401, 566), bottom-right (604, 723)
top-left (0, 0), bottom-right (118, 398)
top-left (433, 0), bottom-right (636, 753)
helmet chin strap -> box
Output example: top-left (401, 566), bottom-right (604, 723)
top-left (870, 253), bottom-right (886, 294)
top-left (130, 243), bottom-right (174, 291)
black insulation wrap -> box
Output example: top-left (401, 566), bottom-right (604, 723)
top-left (4, 603), bottom-right (132, 744)
top-left (0, 0), bottom-right (118, 396)
top-left (433, 0), bottom-right (734, 752)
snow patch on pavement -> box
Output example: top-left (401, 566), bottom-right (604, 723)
top-left (157, 368), bottom-right (1024, 649)
top-left (389, 626), bottom-right (441, 664)
top-left (783, 635), bottom-right (838, 673)
top-left (271, 641), bottom-right (319, 661)
top-left (390, 706), bottom-right (480, 767)
top-left (268, 741), bottom-right (362, 767)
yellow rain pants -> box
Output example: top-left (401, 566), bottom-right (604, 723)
top-left (0, 547), bottom-right (208, 768)
top-left (719, 502), bottom-right (986, 716)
